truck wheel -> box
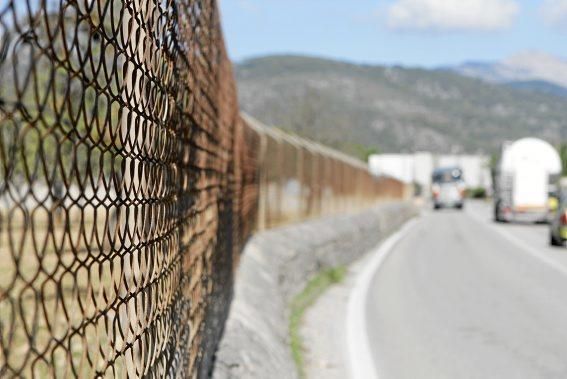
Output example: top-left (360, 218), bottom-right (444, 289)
top-left (494, 209), bottom-right (502, 222)
top-left (550, 233), bottom-right (564, 247)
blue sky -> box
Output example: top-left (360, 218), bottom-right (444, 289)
top-left (219, 0), bottom-right (567, 67)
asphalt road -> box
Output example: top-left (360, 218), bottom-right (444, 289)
top-left (366, 201), bottom-right (567, 379)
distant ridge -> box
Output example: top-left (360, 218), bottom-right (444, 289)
top-left (235, 55), bottom-right (566, 158)
top-left (506, 80), bottom-right (567, 98)
top-left (449, 51), bottom-right (567, 91)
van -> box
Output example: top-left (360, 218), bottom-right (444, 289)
top-left (432, 167), bottom-right (465, 210)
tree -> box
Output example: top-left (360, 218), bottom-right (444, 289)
top-left (559, 143), bottom-right (567, 177)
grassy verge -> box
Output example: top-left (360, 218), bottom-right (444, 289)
top-left (289, 266), bottom-right (347, 378)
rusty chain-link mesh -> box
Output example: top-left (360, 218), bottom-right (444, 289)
top-left (0, 0), bottom-right (407, 377)
top-left (244, 115), bottom-right (410, 230)
top-left (0, 0), bottom-right (255, 377)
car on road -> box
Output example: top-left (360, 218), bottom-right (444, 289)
top-left (432, 167), bottom-right (465, 210)
top-left (550, 190), bottom-right (567, 247)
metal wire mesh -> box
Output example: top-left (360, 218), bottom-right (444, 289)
top-left (243, 114), bottom-right (410, 230)
top-left (0, 0), bottom-right (253, 377)
top-left (0, 1), bottom-right (408, 377)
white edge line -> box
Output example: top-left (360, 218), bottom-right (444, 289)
top-left (346, 218), bottom-right (419, 379)
top-left (467, 210), bottom-right (567, 278)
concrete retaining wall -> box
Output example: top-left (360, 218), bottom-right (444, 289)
top-left (212, 202), bottom-right (418, 379)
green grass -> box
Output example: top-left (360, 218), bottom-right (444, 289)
top-left (289, 266), bottom-right (347, 378)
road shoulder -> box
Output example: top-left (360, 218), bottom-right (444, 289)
top-left (301, 254), bottom-right (372, 379)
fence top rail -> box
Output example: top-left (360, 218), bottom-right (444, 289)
top-left (241, 112), bottom-right (369, 171)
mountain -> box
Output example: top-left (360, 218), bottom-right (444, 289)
top-left (235, 55), bottom-right (566, 158)
top-left (450, 51), bottom-right (567, 90)
top-left (506, 80), bottom-right (567, 98)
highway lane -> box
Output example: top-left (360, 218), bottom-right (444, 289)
top-left (365, 201), bottom-right (567, 379)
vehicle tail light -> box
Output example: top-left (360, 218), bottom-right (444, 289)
top-left (561, 212), bottom-right (567, 225)
top-left (432, 186), bottom-right (440, 199)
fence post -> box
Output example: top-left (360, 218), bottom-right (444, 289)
top-left (256, 131), bottom-right (269, 230)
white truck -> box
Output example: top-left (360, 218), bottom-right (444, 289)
top-left (494, 138), bottom-right (562, 223)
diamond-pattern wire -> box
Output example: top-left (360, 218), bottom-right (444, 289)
top-left (0, 0), bottom-right (409, 377)
top-left (244, 115), bottom-right (410, 230)
top-left (0, 0), bottom-right (252, 377)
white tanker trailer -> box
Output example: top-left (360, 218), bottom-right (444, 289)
top-left (494, 138), bottom-right (561, 223)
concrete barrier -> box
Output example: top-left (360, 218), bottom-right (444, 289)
top-left (212, 202), bottom-right (417, 379)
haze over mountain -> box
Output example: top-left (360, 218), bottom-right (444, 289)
top-left (449, 51), bottom-right (567, 95)
top-left (235, 55), bottom-right (566, 159)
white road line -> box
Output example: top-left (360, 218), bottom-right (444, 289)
top-left (346, 218), bottom-right (419, 379)
top-left (467, 209), bottom-right (567, 278)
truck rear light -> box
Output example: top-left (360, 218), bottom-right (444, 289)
top-left (432, 185), bottom-right (440, 198)
top-left (561, 212), bottom-right (567, 225)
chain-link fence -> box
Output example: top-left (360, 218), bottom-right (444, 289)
top-left (0, 1), bottom-right (407, 378)
top-left (244, 115), bottom-right (410, 230)
top-left (0, 0), bottom-right (252, 377)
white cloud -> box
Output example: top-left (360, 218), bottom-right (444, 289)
top-left (387, 0), bottom-right (519, 31)
top-left (540, 0), bottom-right (567, 27)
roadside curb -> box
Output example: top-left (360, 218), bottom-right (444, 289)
top-left (212, 202), bottom-right (418, 379)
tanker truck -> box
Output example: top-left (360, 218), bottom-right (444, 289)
top-left (493, 138), bottom-right (561, 223)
